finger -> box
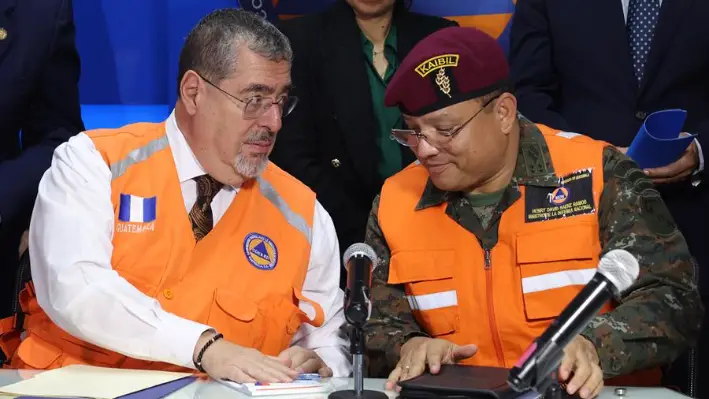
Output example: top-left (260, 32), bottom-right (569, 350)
top-left (269, 355), bottom-right (293, 367)
top-left (566, 358), bottom-right (591, 395)
top-left (318, 366), bottom-right (333, 378)
top-left (558, 351), bottom-right (576, 382)
top-left (426, 348), bottom-right (443, 374)
top-left (579, 366), bottom-right (600, 399)
top-left (645, 153), bottom-right (693, 179)
top-left (259, 364), bottom-right (296, 383)
top-left (651, 168), bottom-right (693, 184)
top-left (228, 367), bottom-right (257, 383)
top-left (288, 351), bottom-right (312, 370)
top-left (295, 358), bottom-right (322, 373)
top-left (276, 346), bottom-right (296, 360)
top-left (396, 347), bottom-right (416, 382)
top-left (589, 376), bottom-right (604, 399)
top-left (645, 165), bottom-right (676, 179)
top-left (260, 358), bottom-right (298, 381)
top-left (578, 365), bottom-right (603, 399)
top-left (385, 365), bottom-right (403, 390)
top-left (451, 344), bottom-right (478, 362)
top-left (402, 343), bottom-right (428, 381)
top-left (264, 357), bottom-right (299, 377)
top-left (244, 365), bottom-right (281, 383)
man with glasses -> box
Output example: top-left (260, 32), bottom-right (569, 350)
top-left (364, 27), bottom-right (702, 399)
top-left (9, 9), bottom-right (350, 382)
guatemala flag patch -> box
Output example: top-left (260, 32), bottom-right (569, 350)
top-left (118, 194), bottom-right (157, 223)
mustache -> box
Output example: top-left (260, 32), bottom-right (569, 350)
top-left (244, 129), bottom-right (275, 144)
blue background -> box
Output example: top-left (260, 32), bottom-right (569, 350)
top-left (74, 0), bottom-right (515, 129)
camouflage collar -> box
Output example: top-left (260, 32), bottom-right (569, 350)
top-left (416, 116), bottom-right (561, 210)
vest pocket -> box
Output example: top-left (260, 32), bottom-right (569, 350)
top-left (16, 333), bottom-right (63, 369)
top-left (210, 290), bottom-right (266, 350)
top-left (16, 331), bottom-right (107, 370)
top-left (209, 289), bottom-right (305, 357)
top-left (516, 225), bottom-right (597, 321)
top-left (389, 250), bottom-right (459, 337)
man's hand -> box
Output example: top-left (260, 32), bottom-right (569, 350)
top-left (276, 346), bottom-right (333, 377)
top-left (195, 332), bottom-right (298, 383)
top-left (644, 135), bottom-right (699, 184)
top-left (618, 134), bottom-right (699, 184)
top-left (18, 229), bottom-right (29, 258)
top-left (385, 337), bottom-right (477, 391)
top-left (558, 336), bottom-right (603, 399)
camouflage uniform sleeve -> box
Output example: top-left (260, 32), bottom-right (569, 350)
top-left (579, 146), bottom-right (704, 378)
top-left (363, 194), bottom-right (426, 378)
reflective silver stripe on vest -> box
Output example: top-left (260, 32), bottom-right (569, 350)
top-left (257, 176), bottom-right (313, 244)
top-left (109, 135), bottom-right (170, 180)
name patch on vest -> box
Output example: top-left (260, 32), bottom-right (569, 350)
top-left (116, 222), bottom-right (156, 234)
top-left (525, 169), bottom-right (595, 223)
top-left (116, 193), bottom-right (157, 233)
top-left (244, 232), bottom-right (278, 270)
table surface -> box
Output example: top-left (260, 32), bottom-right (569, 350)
top-left (0, 370), bottom-right (690, 399)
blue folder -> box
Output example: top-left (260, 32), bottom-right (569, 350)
top-left (116, 375), bottom-right (197, 399)
top-left (626, 109), bottom-right (695, 169)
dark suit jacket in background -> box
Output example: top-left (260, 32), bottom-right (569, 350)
top-left (0, 0), bottom-right (84, 317)
top-left (509, 0), bottom-right (709, 285)
top-left (271, 1), bottom-right (456, 285)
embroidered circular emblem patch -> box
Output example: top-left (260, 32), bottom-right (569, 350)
top-left (244, 232), bottom-right (278, 270)
top-left (548, 187), bottom-right (570, 205)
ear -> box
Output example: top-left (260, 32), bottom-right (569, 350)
top-left (179, 70), bottom-right (202, 116)
top-left (495, 93), bottom-right (518, 135)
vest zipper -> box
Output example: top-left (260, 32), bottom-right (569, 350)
top-left (484, 247), bottom-right (505, 365)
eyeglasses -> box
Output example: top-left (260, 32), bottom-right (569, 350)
top-left (391, 95), bottom-right (500, 148)
top-left (197, 73), bottom-right (299, 120)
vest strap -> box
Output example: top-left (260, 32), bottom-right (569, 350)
top-left (293, 288), bottom-right (325, 327)
top-left (109, 135), bottom-right (169, 180)
top-left (257, 176), bottom-right (312, 244)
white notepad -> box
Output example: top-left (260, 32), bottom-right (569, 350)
top-left (0, 364), bottom-right (193, 399)
top-left (218, 379), bottom-right (330, 396)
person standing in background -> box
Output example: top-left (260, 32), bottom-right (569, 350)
top-left (509, 1), bottom-right (709, 395)
top-left (0, 0), bottom-right (84, 363)
top-left (270, 0), bottom-right (456, 287)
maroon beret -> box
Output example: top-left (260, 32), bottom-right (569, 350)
top-left (385, 26), bottom-right (509, 116)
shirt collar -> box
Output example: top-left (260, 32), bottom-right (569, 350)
top-left (360, 24), bottom-right (398, 52)
top-left (165, 110), bottom-right (206, 184)
top-left (415, 116), bottom-right (561, 210)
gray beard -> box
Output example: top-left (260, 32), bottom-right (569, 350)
top-left (234, 153), bottom-right (268, 178)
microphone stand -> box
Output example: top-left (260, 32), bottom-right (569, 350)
top-left (329, 325), bottom-right (387, 399)
top-left (508, 340), bottom-right (570, 399)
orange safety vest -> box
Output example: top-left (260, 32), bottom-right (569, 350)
top-left (378, 125), bottom-right (661, 386)
top-left (9, 121), bottom-right (324, 371)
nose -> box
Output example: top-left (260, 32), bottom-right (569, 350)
top-left (258, 103), bottom-right (282, 133)
top-left (413, 137), bottom-right (439, 160)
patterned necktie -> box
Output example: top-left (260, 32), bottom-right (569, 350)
top-left (189, 175), bottom-right (223, 241)
top-left (627, 0), bottom-right (660, 83)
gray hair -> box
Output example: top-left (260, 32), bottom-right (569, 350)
top-left (177, 8), bottom-right (292, 94)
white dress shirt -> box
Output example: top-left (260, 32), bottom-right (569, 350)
top-left (28, 111), bottom-right (351, 377)
top-left (620, 0), bottom-right (704, 174)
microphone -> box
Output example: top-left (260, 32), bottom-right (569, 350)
top-left (330, 243), bottom-right (387, 399)
top-left (343, 243), bottom-right (377, 328)
top-left (507, 249), bottom-right (640, 393)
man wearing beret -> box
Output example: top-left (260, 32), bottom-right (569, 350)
top-left (363, 26), bottom-right (703, 399)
